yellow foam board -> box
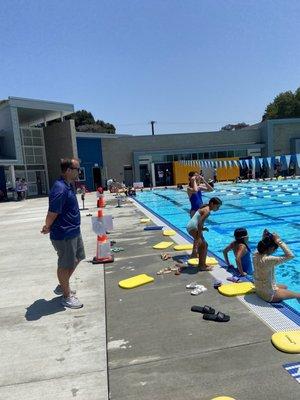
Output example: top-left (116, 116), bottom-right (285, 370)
top-left (153, 241), bottom-right (174, 249)
top-left (271, 330), bottom-right (300, 353)
top-left (163, 229), bottom-right (176, 236)
top-left (173, 244), bottom-right (193, 251)
top-left (218, 282), bottom-right (255, 296)
top-left (211, 397), bottom-right (236, 400)
top-left (119, 274), bottom-right (154, 289)
top-left (188, 257), bottom-right (218, 266)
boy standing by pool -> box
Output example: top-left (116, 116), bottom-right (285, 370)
top-left (186, 197), bottom-right (222, 271)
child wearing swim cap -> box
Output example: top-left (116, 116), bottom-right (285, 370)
top-left (223, 227), bottom-right (253, 276)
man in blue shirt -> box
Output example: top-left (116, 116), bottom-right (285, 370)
top-left (41, 158), bottom-right (85, 309)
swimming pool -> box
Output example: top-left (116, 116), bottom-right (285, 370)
top-left (136, 180), bottom-right (300, 314)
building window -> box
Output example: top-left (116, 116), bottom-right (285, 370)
top-left (152, 154), bottom-right (164, 162)
top-left (26, 155), bottom-right (35, 164)
top-left (20, 127), bottom-right (46, 167)
top-left (165, 154), bottom-right (173, 162)
top-left (32, 137), bottom-right (43, 146)
top-left (234, 150), bottom-right (247, 157)
top-left (34, 147), bottom-right (43, 156)
top-left (25, 147), bottom-right (34, 156)
top-left (35, 156), bottom-right (44, 164)
top-left (218, 151), bottom-right (227, 158)
top-left (23, 137), bottom-right (33, 146)
top-left (32, 129), bottom-right (42, 137)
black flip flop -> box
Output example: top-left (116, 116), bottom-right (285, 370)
top-left (191, 305), bottom-right (215, 314)
top-left (213, 280), bottom-right (222, 289)
top-left (203, 311), bottom-right (230, 322)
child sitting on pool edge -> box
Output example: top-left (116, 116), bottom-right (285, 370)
top-left (253, 231), bottom-right (300, 303)
top-left (223, 228), bottom-right (253, 276)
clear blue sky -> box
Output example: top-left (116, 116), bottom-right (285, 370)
top-left (0, 0), bottom-right (299, 135)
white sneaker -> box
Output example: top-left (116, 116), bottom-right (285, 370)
top-left (186, 282), bottom-right (199, 289)
top-left (54, 285), bottom-right (76, 296)
top-left (191, 285), bottom-right (207, 295)
top-left (61, 295), bottom-right (83, 309)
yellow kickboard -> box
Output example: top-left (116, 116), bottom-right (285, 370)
top-left (163, 229), bottom-right (176, 236)
top-left (173, 244), bottom-right (193, 251)
top-left (211, 397), bottom-right (236, 400)
top-left (119, 274), bottom-right (154, 289)
top-left (140, 218), bottom-right (150, 223)
top-left (218, 282), bottom-right (255, 296)
top-left (153, 241), bottom-right (174, 249)
top-left (271, 330), bottom-right (300, 353)
top-left (188, 257), bottom-right (219, 266)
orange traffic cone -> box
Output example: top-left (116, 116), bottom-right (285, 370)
top-left (97, 194), bottom-right (106, 208)
top-left (92, 234), bottom-right (114, 264)
top-left (96, 207), bottom-right (113, 233)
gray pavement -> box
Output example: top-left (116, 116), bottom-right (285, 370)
top-left (0, 192), bottom-right (108, 400)
top-left (1, 193), bottom-right (299, 400)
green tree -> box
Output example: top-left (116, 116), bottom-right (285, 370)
top-left (263, 88), bottom-right (300, 120)
top-left (66, 110), bottom-right (116, 133)
top-left (66, 110), bottom-right (95, 127)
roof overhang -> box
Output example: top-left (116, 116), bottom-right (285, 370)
top-left (8, 96), bottom-right (74, 126)
top-left (76, 131), bottom-right (131, 139)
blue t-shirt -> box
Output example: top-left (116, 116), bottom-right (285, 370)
top-left (49, 178), bottom-right (80, 240)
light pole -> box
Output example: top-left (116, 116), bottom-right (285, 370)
top-left (150, 121), bottom-right (156, 135)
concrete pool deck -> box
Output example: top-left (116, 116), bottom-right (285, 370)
top-left (0, 191), bottom-right (299, 400)
top-left (0, 192), bottom-right (108, 400)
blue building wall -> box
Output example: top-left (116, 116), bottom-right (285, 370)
top-left (76, 137), bottom-right (103, 190)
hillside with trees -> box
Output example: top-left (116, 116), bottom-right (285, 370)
top-left (221, 122), bottom-right (249, 131)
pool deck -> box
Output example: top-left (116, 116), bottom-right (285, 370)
top-left (0, 191), bottom-right (299, 400)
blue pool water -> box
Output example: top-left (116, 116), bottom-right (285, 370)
top-left (136, 180), bottom-right (300, 313)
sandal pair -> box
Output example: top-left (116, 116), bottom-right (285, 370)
top-left (186, 282), bottom-right (207, 295)
top-left (203, 312), bottom-right (230, 322)
top-left (226, 276), bottom-right (241, 283)
top-left (161, 253), bottom-right (172, 260)
top-left (111, 247), bottom-right (124, 253)
top-left (191, 285), bottom-right (207, 295)
top-left (191, 305), bottom-right (230, 322)
top-left (156, 266), bottom-right (178, 275)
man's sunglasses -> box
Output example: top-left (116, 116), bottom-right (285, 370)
top-left (70, 167), bottom-right (80, 171)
